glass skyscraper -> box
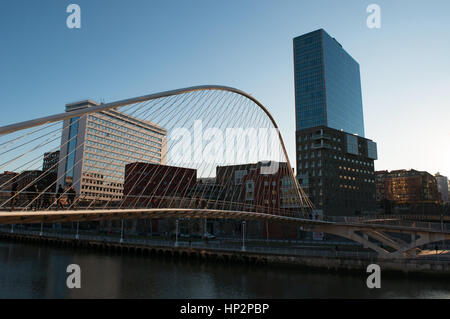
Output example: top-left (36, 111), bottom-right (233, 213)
top-left (293, 29), bottom-right (365, 137)
top-left (293, 29), bottom-right (377, 217)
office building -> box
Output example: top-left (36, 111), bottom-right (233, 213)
top-left (0, 171), bottom-right (18, 193)
top-left (216, 161), bottom-right (301, 210)
top-left (123, 162), bottom-right (197, 206)
top-left (293, 29), bottom-right (365, 136)
top-left (293, 29), bottom-right (377, 216)
top-left (376, 169), bottom-right (440, 214)
top-left (11, 170), bottom-right (57, 192)
top-left (385, 170), bottom-right (439, 204)
top-left (43, 151), bottom-right (60, 174)
top-left (216, 161), bottom-right (302, 239)
top-left (296, 126), bottom-right (377, 216)
top-left (57, 100), bottom-right (167, 201)
top-left (123, 162), bottom-right (196, 234)
top-left (435, 173), bottom-right (449, 203)
top-left (375, 170), bottom-right (388, 203)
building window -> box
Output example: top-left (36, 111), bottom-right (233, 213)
top-left (235, 170), bottom-right (247, 185)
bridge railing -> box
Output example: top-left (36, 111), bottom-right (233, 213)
top-left (323, 215), bottom-right (450, 233)
top-left (345, 213), bottom-right (449, 222)
top-left (0, 190), bottom-right (312, 219)
top-left (0, 226), bottom-right (380, 260)
top-left (3, 226), bottom-right (450, 262)
top-left (356, 218), bottom-right (449, 233)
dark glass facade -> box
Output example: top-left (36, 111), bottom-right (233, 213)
top-left (296, 126), bottom-right (377, 216)
top-left (293, 29), bottom-right (365, 137)
top-left (64, 117), bottom-right (79, 186)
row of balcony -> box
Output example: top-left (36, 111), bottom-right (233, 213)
top-left (311, 141), bottom-right (332, 150)
top-left (311, 133), bottom-right (332, 140)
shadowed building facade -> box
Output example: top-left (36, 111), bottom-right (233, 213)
top-left (296, 126), bottom-right (377, 216)
top-left (435, 173), bottom-right (449, 204)
top-left (216, 161), bottom-right (303, 239)
top-left (123, 162), bottom-right (197, 234)
top-left (42, 151), bottom-right (60, 174)
top-left (123, 162), bottom-right (197, 206)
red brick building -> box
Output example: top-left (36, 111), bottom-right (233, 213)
top-left (124, 162), bottom-right (197, 204)
top-left (0, 171), bottom-right (18, 191)
top-left (123, 162), bottom-right (197, 233)
top-left (216, 161), bottom-right (302, 239)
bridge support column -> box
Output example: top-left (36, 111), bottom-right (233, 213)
top-left (363, 233), bottom-right (369, 248)
top-left (203, 218), bottom-right (207, 239)
top-left (120, 219), bottom-right (124, 243)
top-left (409, 233), bottom-right (417, 257)
top-left (40, 223), bottom-right (43, 236)
top-left (149, 219), bottom-right (153, 238)
top-left (306, 223), bottom-right (450, 259)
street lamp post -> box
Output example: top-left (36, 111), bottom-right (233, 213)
top-left (40, 223), bottom-right (43, 236)
top-left (175, 219), bottom-right (179, 247)
top-left (75, 221), bottom-right (79, 240)
top-left (120, 219), bottom-right (124, 243)
top-left (150, 219), bottom-right (153, 238)
top-left (242, 221), bottom-right (246, 251)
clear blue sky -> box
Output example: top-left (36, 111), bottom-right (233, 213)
top-left (0, 0), bottom-right (449, 177)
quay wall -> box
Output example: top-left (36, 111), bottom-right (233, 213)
top-left (1, 232), bottom-right (449, 277)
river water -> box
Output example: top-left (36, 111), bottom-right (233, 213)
top-left (0, 240), bottom-right (449, 299)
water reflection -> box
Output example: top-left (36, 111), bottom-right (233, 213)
top-left (0, 241), bottom-right (449, 299)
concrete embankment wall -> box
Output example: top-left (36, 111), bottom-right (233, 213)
top-left (1, 232), bottom-right (449, 277)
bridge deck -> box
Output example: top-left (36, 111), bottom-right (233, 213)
top-left (1, 208), bottom-right (449, 235)
top-left (0, 208), bottom-right (324, 225)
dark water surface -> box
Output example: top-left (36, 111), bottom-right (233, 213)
top-left (0, 240), bottom-right (449, 298)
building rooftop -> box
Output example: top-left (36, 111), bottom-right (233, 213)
top-left (64, 99), bottom-right (167, 136)
top-left (65, 100), bottom-right (99, 112)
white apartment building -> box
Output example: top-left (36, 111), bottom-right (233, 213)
top-left (57, 100), bottom-right (167, 201)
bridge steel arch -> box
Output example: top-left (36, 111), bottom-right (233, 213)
top-left (0, 85), bottom-right (313, 209)
top-left (4, 86), bottom-right (450, 259)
